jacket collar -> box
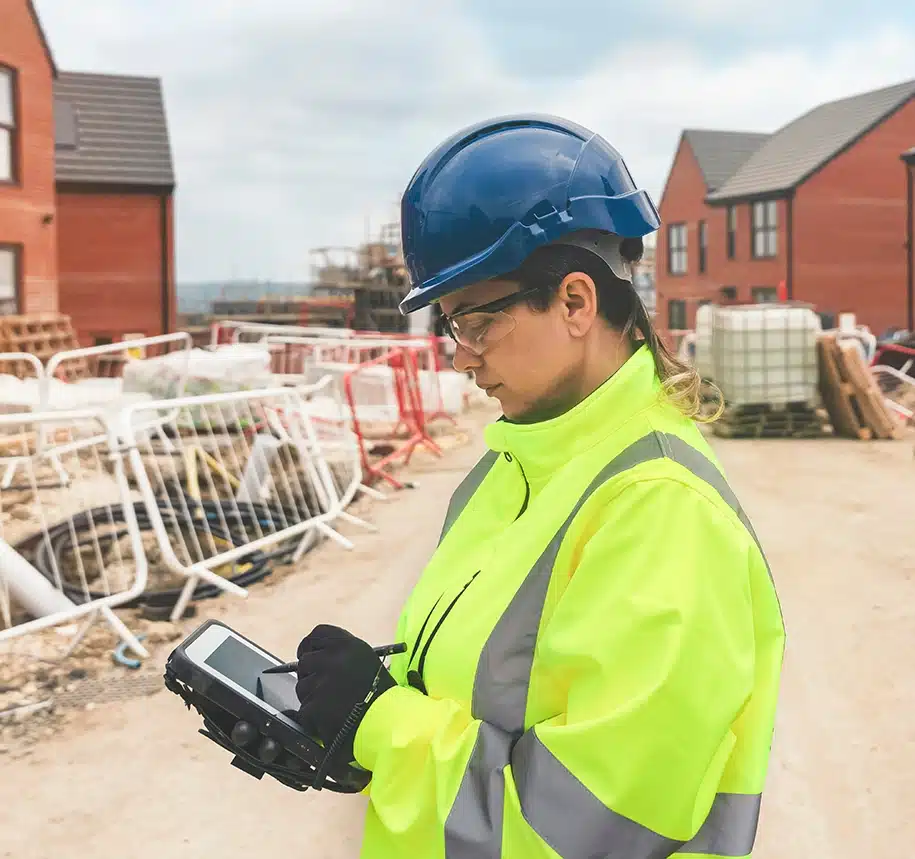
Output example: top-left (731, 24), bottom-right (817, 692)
top-left (483, 344), bottom-right (661, 483)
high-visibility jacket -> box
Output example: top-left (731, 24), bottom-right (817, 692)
top-left (353, 344), bottom-right (786, 859)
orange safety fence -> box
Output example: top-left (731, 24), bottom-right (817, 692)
top-left (265, 336), bottom-right (457, 428)
top-left (342, 348), bottom-right (443, 489)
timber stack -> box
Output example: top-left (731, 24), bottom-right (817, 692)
top-left (816, 334), bottom-right (902, 440)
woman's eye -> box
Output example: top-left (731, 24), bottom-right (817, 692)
top-left (463, 316), bottom-right (492, 339)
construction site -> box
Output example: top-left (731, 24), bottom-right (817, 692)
top-left (0, 255), bottom-right (914, 859)
top-left (2, 2), bottom-right (915, 857)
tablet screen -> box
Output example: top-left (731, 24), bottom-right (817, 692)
top-left (205, 635), bottom-right (275, 696)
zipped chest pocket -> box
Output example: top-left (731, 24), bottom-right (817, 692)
top-left (406, 571), bottom-right (481, 695)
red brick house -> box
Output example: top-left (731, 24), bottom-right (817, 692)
top-left (654, 129), bottom-right (770, 331)
top-left (656, 80), bottom-right (915, 337)
top-left (0, 0), bottom-right (175, 347)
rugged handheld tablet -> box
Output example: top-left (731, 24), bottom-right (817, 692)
top-left (164, 618), bottom-right (371, 793)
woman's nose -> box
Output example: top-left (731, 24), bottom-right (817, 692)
top-left (452, 342), bottom-right (482, 373)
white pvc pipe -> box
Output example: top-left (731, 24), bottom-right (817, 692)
top-left (0, 537), bottom-right (76, 618)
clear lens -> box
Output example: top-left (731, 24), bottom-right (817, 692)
top-left (447, 310), bottom-right (516, 356)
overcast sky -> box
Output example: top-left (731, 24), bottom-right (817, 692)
top-left (34, 0), bottom-right (915, 283)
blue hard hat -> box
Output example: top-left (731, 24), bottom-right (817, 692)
top-left (398, 114), bottom-right (660, 314)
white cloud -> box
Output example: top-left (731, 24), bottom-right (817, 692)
top-left (33, 1), bottom-right (915, 282)
top-left (659, 0), bottom-right (826, 26)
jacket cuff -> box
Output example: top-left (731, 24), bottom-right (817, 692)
top-left (353, 684), bottom-right (426, 772)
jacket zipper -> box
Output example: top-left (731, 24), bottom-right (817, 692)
top-left (406, 451), bottom-right (530, 695)
top-left (407, 572), bottom-right (480, 694)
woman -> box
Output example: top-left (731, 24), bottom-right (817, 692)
top-left (293, 115), bottom-right (786, 859)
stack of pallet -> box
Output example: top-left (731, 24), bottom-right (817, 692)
top-left (0, 314), bottom-right (88, 380)
top-left (712, 401), bottom-right (829, 439)
top-left (817, 334), bottom-right (901, 440)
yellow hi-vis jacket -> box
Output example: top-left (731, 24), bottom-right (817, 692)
top-left (353, 344), bottom-right (786, 859)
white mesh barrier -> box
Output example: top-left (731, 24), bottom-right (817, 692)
top-left (0, 408), bottom-right (148, 657)
top-left (118, 376), bottom-right (378, 621)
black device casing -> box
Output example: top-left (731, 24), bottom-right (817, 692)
top-left (164, 618), bottom-right (371, 792)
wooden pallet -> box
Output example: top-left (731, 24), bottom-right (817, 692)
top-left (817, 335), bottom-right (901, 440)
top-left (713, 402), bottom-right (829, 439)
top-left (0, 314), bottom-right (89, 380)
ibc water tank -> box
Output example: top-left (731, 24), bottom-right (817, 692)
top-left (709, 304), bottom-right (822, 406)
top-left (694, 303), bottom-right (715, 380)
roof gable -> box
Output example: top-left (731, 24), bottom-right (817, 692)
top-left (26, 0), bottom-right (57, 77)
top-left (53, 71), bottom-right (174, 189)
top-left (707, 78), bottom-right (915, 203)
top-left (683, 129), bottom-right (769, 192)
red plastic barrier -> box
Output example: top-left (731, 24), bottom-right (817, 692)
top-left (871, 342), bottom-right (915, 367)
top-left (343, 348), bottom-right (443, 489)
top-left (311, 336), bottom-right (456, 428)
top-left (350, 332), bottom-right (453, 372)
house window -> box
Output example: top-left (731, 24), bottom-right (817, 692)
top-left (726, 207), bottom-right (737, 259)
top-left (751, 200), bottom-right (778, 259)
top-left (752, 286), bottom-right (778, 303)
top-left (667, 299), bottom-right (687, 331)
top-left (720, 286), bottom-right (738, 301)
top-left (667, 224), bottom-right (687, 275)
top-left (0, 245), bottom-right (20, 315)
top-left (698, 221), bottom-right (708, 274)
top-left (0, 66), bottom-right (16, 182)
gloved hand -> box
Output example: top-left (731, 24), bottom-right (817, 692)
top-left (293, 624), bottom-right (395, 765)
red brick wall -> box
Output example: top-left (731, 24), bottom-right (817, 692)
top-left (711, 198), bottom-right (787, 303)
top-left (655, 136), bottom-right (790, 332)
top-left (792, 97), bottom-right (915, 335)
top-left (164, 194), bottom-right (175, 333)
top-left (56, 192), bottom-right (173, 346)
top-left (654, 138), bottom-right (710, 330)
top-left (0, 0), bottom-right (57, 314)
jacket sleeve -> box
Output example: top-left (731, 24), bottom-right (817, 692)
top-left (353, 476), bottom-right (758, 857)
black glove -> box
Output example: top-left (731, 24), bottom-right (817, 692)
top-left (294, 624), bottom-right (395, 765)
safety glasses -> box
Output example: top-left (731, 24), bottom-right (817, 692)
top-left (441, 287), bottom-right (541, 356)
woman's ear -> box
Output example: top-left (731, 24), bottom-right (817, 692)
top-left (557, 271), bottom-right (599, 337)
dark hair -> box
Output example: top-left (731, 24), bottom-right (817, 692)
top-left (505, 240), bottom-right (718, 420)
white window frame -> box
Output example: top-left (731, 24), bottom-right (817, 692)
top-left (751, 200), bottom-right (778, 259)
top-left (726, 206), bottom-right (737, 259)
top-left (0, 245), bottom-right (19, 315)
top-left (0, 66), bottom-right (16, 183)
top-left (698, 220), bottom-right (708, 274)
top-left (751, 286), bottom-right (778, 303)
top-left (667, 223), bottom-right (688, 275)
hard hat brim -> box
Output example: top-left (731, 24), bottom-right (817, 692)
top-left (398, 188), bottom-right (659, 314)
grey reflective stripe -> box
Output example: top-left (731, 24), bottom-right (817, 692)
top-left (512, 729), bottom-right (681, 858)
top-left (471, 433), bottom-right (667, 734)
top-left (680, 792), bottom-right (762, 856)
top-left (438, 450), bottom-right (501, 546)
top-left (655, 432), bottom-right (781, 617)
top-left (512, 730), bottom-right (761, 858)
top-left (444, 431), bottom-right (775, 858)
top-left (444, 723), bottom-right (513, 859)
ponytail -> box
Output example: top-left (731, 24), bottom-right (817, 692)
top-left (624, 294), bottom-right (723, 421)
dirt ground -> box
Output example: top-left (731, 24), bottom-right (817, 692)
top-left (0, 409), bottom-right (912, 858)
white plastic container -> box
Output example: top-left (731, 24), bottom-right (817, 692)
top-left (694, 303), bottom-right (715, 380)
top-left (709, 304), bottom-right (822, 406)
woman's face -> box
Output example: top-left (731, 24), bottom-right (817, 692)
top-left (439, 277), bottom-right (596, 422)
